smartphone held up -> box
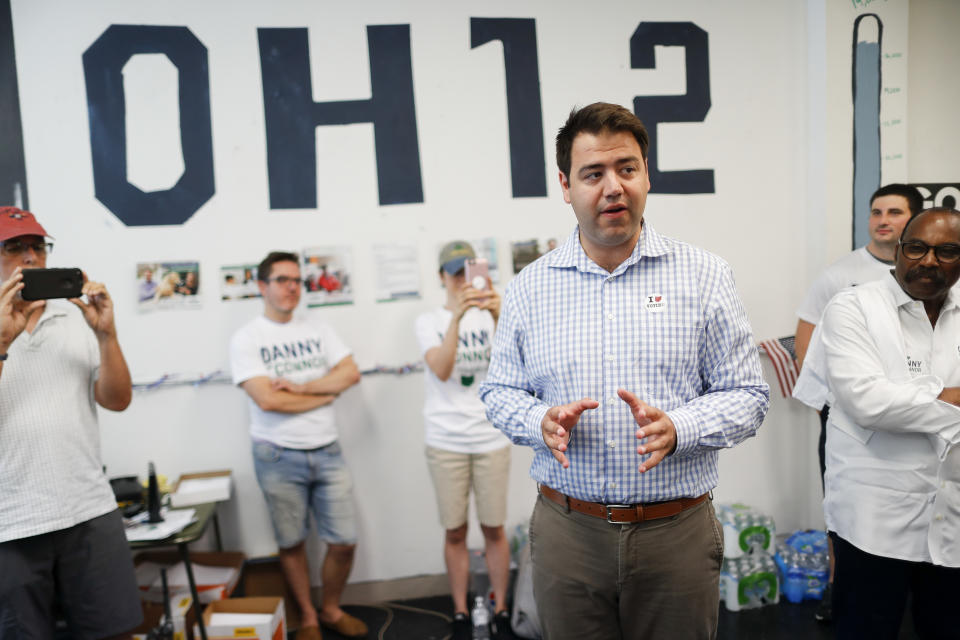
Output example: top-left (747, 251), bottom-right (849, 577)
top-left (464, 258), bottom-right (489, 292)
top-left (20, 268), bottom-right (84, 301)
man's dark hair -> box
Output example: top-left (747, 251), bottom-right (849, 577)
top-left (898, 207), bottom-right (960, 241)
top-left (257, 251), bottom-right (299, 281)
top-left (556, 103), bottom-right (650, 179)
top-left (870, 183), bottom-right (924, 217)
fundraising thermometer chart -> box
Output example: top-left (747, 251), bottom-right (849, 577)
top-left (850, 5), bottom-right (908, 249)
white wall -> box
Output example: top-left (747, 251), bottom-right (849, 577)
top-left (908, 0), bottom-right (960, 182)
top-left (13, 0), bottom-right (954, 585)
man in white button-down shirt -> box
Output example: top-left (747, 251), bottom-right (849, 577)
top-left (794, 208), bottom-right (960, 639)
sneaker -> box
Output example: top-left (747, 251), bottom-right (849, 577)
top-left (492, 610), bottom-right (511, 639)
top-left (815, 583), bottom-right (833, 623)
top-left (452, 612), bottom-right (471, 640)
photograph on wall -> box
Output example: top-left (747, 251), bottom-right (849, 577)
top-left (136, 261), bottom-right (201, 311)
top-left (303, 247), bottom-right (353, 307)
top-left (373, 243), bottom-right (420, 303)
top-left (220, 263), bottom-right (262, 301)
top-left (542, 236), bottom-right (560, 255)
top-left (511, 239), bottom-right (541, 274)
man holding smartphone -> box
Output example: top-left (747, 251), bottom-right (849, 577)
top-left (414, 242), bottom-right (510, 639)
top-left (0, 207), bottom-right (141, 637)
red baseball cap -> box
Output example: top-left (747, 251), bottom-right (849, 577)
top-left (0, 207), bottom-right (51, 243)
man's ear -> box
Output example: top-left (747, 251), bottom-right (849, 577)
top-left (559, 170), bottom-right (572, 204)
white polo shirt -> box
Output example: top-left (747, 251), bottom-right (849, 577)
top-left (0, 302), bottom-right (118, 543)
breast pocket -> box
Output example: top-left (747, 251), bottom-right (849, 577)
top-left (525, 316), bottom-right (593, 402)
top-left (633, 321), bottom-right (704, 409)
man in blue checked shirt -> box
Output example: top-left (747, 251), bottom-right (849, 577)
top-left (479, 103), bottom-right (769, 639)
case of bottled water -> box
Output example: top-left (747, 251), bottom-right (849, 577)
top-left (715, 502), bottom-right (776, 558)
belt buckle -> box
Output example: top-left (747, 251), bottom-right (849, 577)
top-left (605, 504), bottom-right (637, 524)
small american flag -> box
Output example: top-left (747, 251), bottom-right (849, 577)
top-left (758, 336), bottom-right (799, 398)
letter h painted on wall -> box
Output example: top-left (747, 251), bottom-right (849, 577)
top-left (258, 26), bottom-right (423, 208)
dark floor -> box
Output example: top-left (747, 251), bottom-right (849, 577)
top-left (167, 558), bottom-right (920, 640)
top-left (308, 595), bottom-right (921, 640)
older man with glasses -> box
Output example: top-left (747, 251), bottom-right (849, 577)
top-left (794, 207), bottom-right (960, 639)
top-left (0, 207), bottom-right (141, 638)
top-left (229, 251), bottom-right (367, 640)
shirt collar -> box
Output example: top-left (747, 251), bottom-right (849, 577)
top-left (31, 300), bottom-right (68, 331)
top-left (547, 221), bottom-right (674, 273)
top-left (885, 270), bottom-right (960, 312)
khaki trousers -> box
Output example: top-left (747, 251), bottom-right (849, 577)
top-left (530, 493), bottom-right (723, 640)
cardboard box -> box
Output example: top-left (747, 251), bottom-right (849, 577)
top-left (132, 594), bottom-right (195, 640)
top-left (199, 597), bottom-right (285, 640)
top-left (135, 551), bottom-right (244, 604)
top-left (171, 470), bottom-right (233, 507)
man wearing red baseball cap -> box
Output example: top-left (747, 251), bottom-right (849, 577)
top-left (0, 206), bottom-right (141, 637)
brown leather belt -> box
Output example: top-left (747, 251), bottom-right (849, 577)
top-left (539, 484), bottom-right (708, 524)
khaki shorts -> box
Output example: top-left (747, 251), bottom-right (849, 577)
top-left (425, 445), bottom-right (510, 530)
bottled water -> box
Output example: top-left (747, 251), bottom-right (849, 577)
top-left (773, 531), bottom-right (829, 602)
top-left (471, 595), bottom-right (490, 639)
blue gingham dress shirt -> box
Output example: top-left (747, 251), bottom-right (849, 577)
top-left (479, 224), bottom-right (769, 504)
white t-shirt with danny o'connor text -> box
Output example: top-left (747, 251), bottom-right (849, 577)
top-left (796, 246), bottom-right (893, 324)
top-left (229, 315), bottom-right (352, 449)
top-left (415, 307), bottom-right (509, 453)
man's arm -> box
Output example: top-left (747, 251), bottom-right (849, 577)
top-left (794, 319), bottom-right (816, 369)
top-left (69, 279), bottom-right (132, 411)
top-left (478, 282), bottom-right (598, 466)
top-left (665, 263), bottom-right (771, 458)
top-left (938, 387), bottom-right (960, 407)
top-left (423, 286), bottom-right (486, 381)
top-left (240, 376), bottom-right (337, 413)
top-left (478, 282), bottom-right (551, 448)
top-left (820, 295), bottom-right (960, 438)
top-left (273, 355), bottom-right (361, 396)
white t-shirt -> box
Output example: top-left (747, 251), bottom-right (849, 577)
top-left (796, 247), bottom-right (893, 324)
top-left (0, 302), bottom-right (118, 543)
top-left (415, 307), bottom-right (509, 453)
top-left (229, 315), bottom-right (352, 449)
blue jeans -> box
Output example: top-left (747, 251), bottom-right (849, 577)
top-left (252, 440), bottom-right (358, 548)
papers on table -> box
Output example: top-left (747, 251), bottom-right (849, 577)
top-left (125, 507), bottom-right (196, 542)
top-left (170, 474), bottom-right (231, 507)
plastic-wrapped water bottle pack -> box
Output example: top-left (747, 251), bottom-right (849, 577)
top-left (773, 529), bottom-right (829, 603)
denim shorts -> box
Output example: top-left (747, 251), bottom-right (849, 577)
top-left (252, 440), bottom-right (358, 548)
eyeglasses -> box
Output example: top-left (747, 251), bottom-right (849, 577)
top-left (0, 239), bottom-right (53, 256)
top-left (265, 276), bottom-right (303, 286)
top-left (899, 240), bottom-right (960, 264)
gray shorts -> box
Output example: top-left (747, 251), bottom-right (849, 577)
top-left (0, 509), bottom-right (143, 640)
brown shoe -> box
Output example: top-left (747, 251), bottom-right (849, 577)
top-left (320, 612), bottom-right (368, 638)
top-left (294, 625), bottom-right (323, 640)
